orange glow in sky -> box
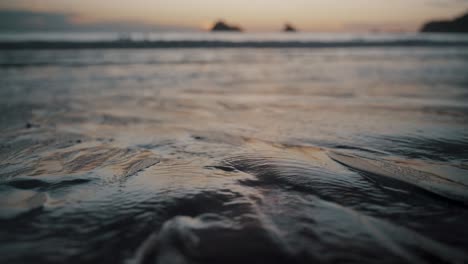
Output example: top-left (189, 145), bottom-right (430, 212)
top-left (1, 0), bottom-right (467, 32)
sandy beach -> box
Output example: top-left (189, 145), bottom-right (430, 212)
top-left (1, 34), bottom-right (468, 263)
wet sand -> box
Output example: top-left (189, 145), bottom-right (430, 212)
top-left (1, 47), bottom-right (468, 263)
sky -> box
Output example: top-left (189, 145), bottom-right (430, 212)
top-left (0, 0), bottom-right (467, 32)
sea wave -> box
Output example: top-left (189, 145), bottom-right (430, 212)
top-left (2, 39), bottom-right (468, 49)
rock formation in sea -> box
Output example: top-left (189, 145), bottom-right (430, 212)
top-left (421, 12), bottom-right (468, 33)
top-left (211, 20), bottom-right (242, 32)
top-left (283, 23), bottom-right (297, 32)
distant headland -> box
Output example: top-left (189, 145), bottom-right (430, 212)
top-left (210, 20), bottom-right (299, 32)
top-left (283, 23), bottom-right (297, 32)
top-left (211, 20), bottom-right (242, 32)
top-left (421, 12), bottom-right (468, 33)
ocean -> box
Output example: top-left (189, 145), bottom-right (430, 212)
top-left (1, 32), bottom-right (468, 263)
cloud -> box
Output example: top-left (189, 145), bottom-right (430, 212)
top-left (426, 0), bottom-right (468, 8)
top-left (0, 10), bottom-right (72, 31)
top-left (0, 9), bottom-right (194, 32)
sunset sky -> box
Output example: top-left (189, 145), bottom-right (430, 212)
top-left (1, 0), bottom-right (467, 32)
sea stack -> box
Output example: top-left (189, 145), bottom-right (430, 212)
top-left (211, 20), bottom-right (242, 32)
top-left (283, 23), bottom-right (297, 32)
top-left (421, 12), bottom-right (468, 33)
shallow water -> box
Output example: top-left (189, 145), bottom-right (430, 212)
top-left (1, 41), bottom-right (468, 263)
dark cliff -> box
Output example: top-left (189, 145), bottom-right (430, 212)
top-left (283, 23), bottom-right (297, 32)
top-left (421, 12), bottom-right (468, 33)
top-left (211, 21), bottom-right (242, 32)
